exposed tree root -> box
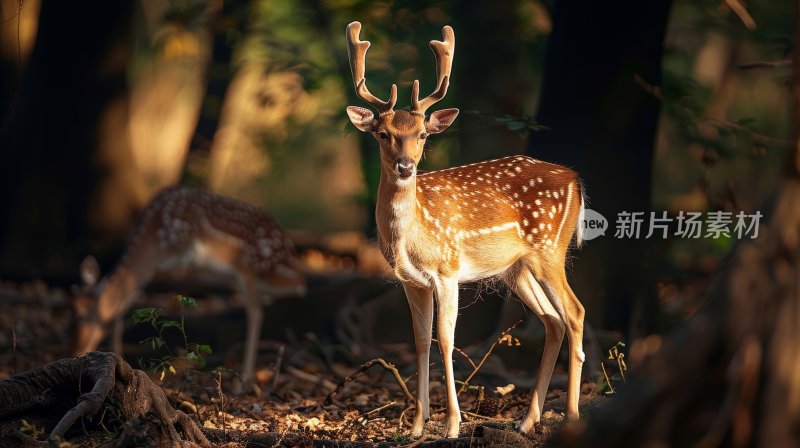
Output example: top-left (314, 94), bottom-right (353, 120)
top-left (0, 352), bottom-right (210, 447)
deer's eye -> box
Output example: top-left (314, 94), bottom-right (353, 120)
top-left (419, 132), bottom-right (428, 140)
top-left (378, 131), bottom-right (390, 141)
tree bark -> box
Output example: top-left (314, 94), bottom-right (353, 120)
top-left (181, 0), bottom-right (248, 187)
top-left (527, 0), bottom-right (672, 337)
top-left (0, 0), bottom-right (143, 281)
top-left (549, 2), bottom-right (800, 444)
top-left (548, 179), bottom-right (800, 448)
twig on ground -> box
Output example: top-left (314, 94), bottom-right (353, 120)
top-left (364, 400), bottom-right (398, 416)
top-left (270, 344), bottom-right (285, 396)
top-left (401, 434), bottom-right (440, 448)
top-left (286, 366), bottom-right (337, 391)
top-left (600, 363), bottom-right (615, 394)
top-left (432, 338), bottom-right (476, 370)
top-left (458, 320), bottom-right (523, 396)
top-left (399, 406), bottom-right (413, 430)
top-left (213, 370), bottom-right (227, 438)
top-left (460, 409), bottom-right (510, 422)
top-left (499, 399), bottom-right (532, 411)
top-left (274, 426), bottom-right (290, 448)
top-left (325, 358), bottom-right (415, 405)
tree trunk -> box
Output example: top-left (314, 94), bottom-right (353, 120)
top-left (182, 0), bottom-right (248, 187)
top-left (455, 0), bottom-right (538, 163)
top-left (549, 178), bottom-right (800, 448)
top-left (0, 0), bottom-right (144, 281)
top-left (550, 2), bottom-right (800, 444)
top-left (527, 0), bottom-right (672, 337)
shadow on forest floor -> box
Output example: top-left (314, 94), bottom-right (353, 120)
top-left (0, 272), bottom-right (609, 446)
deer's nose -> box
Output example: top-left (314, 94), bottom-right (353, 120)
top-left (395, 158), bottom-right (416, 179)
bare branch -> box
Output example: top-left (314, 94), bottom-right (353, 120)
top-left (722, 0), bottom-right (757, 30)
top-left (739, 60), bottom-right (792, 70)
top-left (325, 358), bottom-right (415, 405)
top-left (457, 320), bottom-right (523, 396)
top-left (633, 74), bottom-right (790, 148)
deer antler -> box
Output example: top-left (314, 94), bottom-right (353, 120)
top-left (346, 21), bottom-right (397, 115)
top-left (411, 25), bottom-right (455, 115)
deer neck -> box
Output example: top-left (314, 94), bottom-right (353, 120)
top-left (94, 267), bottom-right (136, 324)
top-left (95, 249), bottom-right (158, 325)
top-left (376, 170), bottom-right (421, 258)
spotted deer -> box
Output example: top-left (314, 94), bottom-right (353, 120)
top-left (344, 22), bottom-right (586, 437)
top-left (72, 187), bottom-right (306, 392)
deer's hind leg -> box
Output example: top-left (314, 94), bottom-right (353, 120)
top-left (503, 260), bottom-right (566, 433)
top-left (555, 271), bottom-right (585, 419)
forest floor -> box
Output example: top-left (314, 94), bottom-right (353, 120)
top-left (0, 270), bottom-right (611, 447)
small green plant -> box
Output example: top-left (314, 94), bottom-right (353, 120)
top-left (455, 380), bottom-right (481, 392)
top-left (132, 295), bottom-right (213, 381)
top-left (390, 433), bottom-right (410, 444)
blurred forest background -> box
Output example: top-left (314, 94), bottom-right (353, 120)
top-left (0, 0), bottom-right (794, 339)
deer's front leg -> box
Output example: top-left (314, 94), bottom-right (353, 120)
top-left (403, 283), bottom-right (433, 437)
top-left (434, 277), bottom-right (461, 438)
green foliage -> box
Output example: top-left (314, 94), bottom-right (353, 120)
top-left (454, 380), bottom-right (481, 392)
top-left (241, 0), bottom-right (470, 232)
top-left (391, 433), bottom-right (411, 443)
top-left (647, 0), bottom-right (794, 322)
top-left (133, 295), bottom-right (213, 380)
top-left (464, 110), bottom-right (549, 139)
top-left (658, 68), bottom-right (779, 161)
top-left (656, 0), bottom-right (793, 211)
top-left (177, 294), bottom-right (198, 307)
top-left (138, 0), bottom-right (554, 233)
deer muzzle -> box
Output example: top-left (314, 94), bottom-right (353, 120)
top-left (395, 157), bottom-right (416, 179)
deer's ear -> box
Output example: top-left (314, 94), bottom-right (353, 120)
top-left (346, 106), bottom-right (377, 132)
top-left (426, 108), bottom-right (459, 134)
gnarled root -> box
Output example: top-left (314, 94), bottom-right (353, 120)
top-left (0, 352), bottom-right (210, 447)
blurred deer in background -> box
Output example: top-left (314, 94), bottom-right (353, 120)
top-left (73, 187), bottom-right (306, 393)
top-left (344, 22), bottom-right (586, 438)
